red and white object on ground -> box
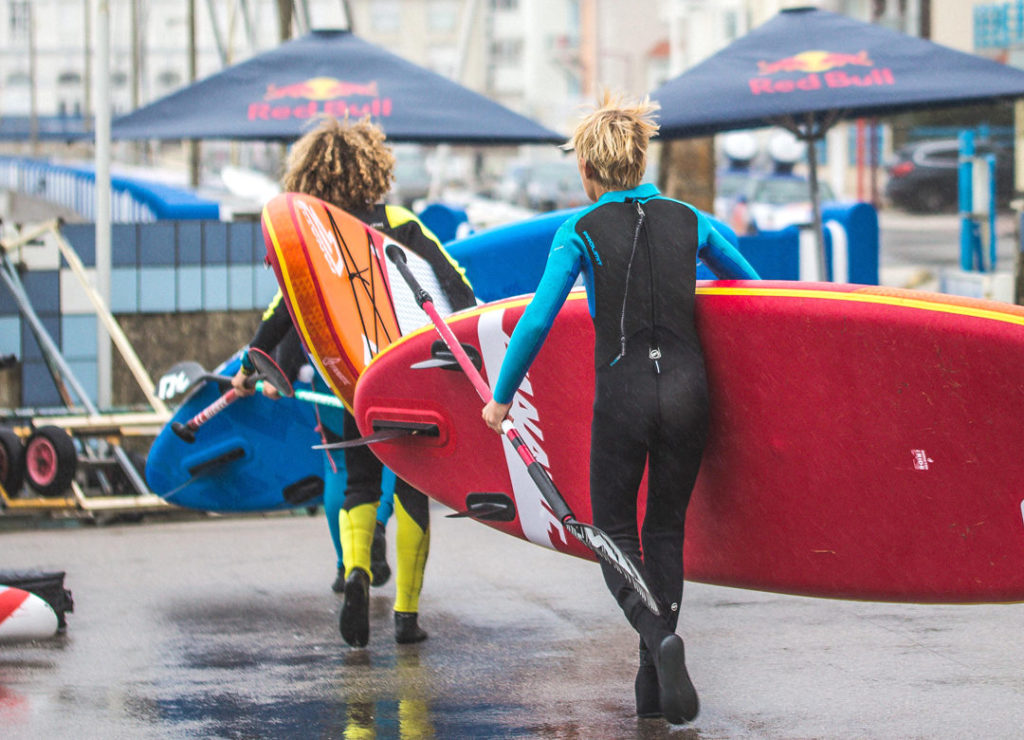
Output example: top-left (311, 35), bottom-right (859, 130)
top-left (0, 586), bottom-right (59, 642)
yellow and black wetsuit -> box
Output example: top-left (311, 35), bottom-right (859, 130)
top-left (338, 203), bottom-right (475, 647)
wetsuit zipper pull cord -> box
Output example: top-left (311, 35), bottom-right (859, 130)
top-left (613, 202), bottom-right (646, 367)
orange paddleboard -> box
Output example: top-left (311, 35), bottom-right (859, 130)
top-left (261, 192), bottom-right (452, 407)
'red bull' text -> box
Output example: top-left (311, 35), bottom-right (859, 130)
top-left (749, 68), bottom-right (895, 95)
top-left (248, 98), bottom-right (393, 121)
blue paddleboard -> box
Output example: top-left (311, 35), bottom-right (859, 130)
top-left (145, 355), bottom-right (326, 512)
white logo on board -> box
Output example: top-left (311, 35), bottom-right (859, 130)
top-left (911, 449), bottom-right (932, 471)
top-left (296, 199), bottom-right (345, 277)
top-left (478, 309), bottom-right (565, 550)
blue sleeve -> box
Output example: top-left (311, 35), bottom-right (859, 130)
top-left (492, 225), bottom-right (583, 404)
top-left (695, 210), bottom-right (760, 279)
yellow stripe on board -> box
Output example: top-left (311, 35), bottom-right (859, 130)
top-left (696, 285), bottom-right (1024, 328)
top-left (365, 283), bottom-right (1024, 373)
top-left (262, 211), bottom-right (353, 411)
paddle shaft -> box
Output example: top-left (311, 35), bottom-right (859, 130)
top-left (386, 245), bottom-right (573, 523)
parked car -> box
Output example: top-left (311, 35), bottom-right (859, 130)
top-left (884, 138), bottom-right (1015, 213)
top-left (720, 172), bottom-right (837, 234)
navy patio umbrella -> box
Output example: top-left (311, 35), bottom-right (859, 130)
top-left (650, 6), bottom-right (1024, 271)
top-left (111, 29), bottom-right (562, 145)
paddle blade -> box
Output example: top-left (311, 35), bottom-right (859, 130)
top-left (564, 519), bottom-right (662, 617)
top-left (156, 361), bottom-right (210, 402)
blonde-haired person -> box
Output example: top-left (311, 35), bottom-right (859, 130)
top-left (482, 94), bottom-right (759, 725)
top-left (234, 116), bottom-right (475, 647)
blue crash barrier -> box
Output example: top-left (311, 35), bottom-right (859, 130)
top-left (418, 203), bottom-right (470, 244)
top-left (448, 200), bottom-right (881, 298)
top-left (447, 207), bottom-right (746, 302)
top-left (698, 202), bottom-right (879, 284)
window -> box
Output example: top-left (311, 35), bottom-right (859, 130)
top-left (8, 0), bottom-right (30, 38)
top-left (490, 38), bottom-right (523, 66)
top-left (428, 0), bottom-right (459, 32)
top-left (157, 70), bottom-right (182, 88)
top-left (370, 0), bottom-right (401, 33)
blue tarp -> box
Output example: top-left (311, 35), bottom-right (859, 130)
top-left (111, 29), bottom-right (563, 145)
top-left (651, 7), bottom-right (1024, 138)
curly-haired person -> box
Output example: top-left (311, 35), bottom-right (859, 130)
top-left (234, 116), bottom-right (475, 647)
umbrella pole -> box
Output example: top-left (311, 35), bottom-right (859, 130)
top-left (778, 111), bottom-right (842, 282)
top-left (803, 121), bottom-right (827, 281)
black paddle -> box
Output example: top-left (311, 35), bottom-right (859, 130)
top-left (385, 244), bottom-right (662, 616)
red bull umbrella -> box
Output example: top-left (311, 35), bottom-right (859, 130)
top-left (649, 6), bottom-right (1024, 273)
top-left (650, 6), bottom-right (1024, 138)
top-left (111, 30), bottom-right (562, 145)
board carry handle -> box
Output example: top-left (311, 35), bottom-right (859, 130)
top-left (171, 348), bottom-right (292, 444)
top-left (385, 244), bottom-right (661, 616)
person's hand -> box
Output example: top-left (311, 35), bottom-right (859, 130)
top-left (230, 369), bottom-right (257, 397)
top-left (261, 382), bottom-right (280, 400)
top-left (482, 399), bottom-right (512, 434)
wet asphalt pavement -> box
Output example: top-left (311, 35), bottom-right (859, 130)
top-left (1, 505), bottom-right (1023, 739)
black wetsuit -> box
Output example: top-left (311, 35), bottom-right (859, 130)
top-left (492, 183), bottom-right (758, 645)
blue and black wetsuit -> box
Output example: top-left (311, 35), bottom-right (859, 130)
top-left (492, 183), bottom-right (758, 645)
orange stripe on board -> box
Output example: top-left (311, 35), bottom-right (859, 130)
top-left (263, 209), bottom-right (353, 409)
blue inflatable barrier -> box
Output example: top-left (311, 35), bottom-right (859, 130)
top-left (449, 207), bottom-right (744, 301)
top-left (418, 203), bottom-right (470, 244)
top-left (700, 202), bottom-right (878, 284)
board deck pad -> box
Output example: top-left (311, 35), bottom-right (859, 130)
top-left (262, 192), bottom-right (452, 407)
top-left (354, 281), bottom-right (1024, 604)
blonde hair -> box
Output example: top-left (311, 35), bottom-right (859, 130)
top-left (281, 116), bottom-right (395, 212)
top-left (567, 92), bottom-right (660, 190)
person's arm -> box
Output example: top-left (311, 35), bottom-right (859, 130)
top-left (695, 210), bottom-right (760, 280)
top-left (489, 225), bottom-right (583, 406)
top-left (231, 291), bottom-right (293, 397)
top-left (386, 205), bottom-right (477, 310)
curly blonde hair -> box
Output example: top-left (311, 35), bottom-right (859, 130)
top-left (567, 92), bottom-right (660, 190)
top-left (281, 116), bottom-right (395, 212)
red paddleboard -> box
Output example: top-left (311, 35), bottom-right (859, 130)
top-left (261, 192), bottom-right (453, 407)
top-left (0, 586), bottom-right (59, 642)
top-left (353, 281), bottom-right (1024, 604)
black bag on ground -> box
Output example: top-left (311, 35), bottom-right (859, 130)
top-left (0, 570), bottom-right (74, 630)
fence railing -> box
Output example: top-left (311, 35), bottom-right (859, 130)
top-left (0, 156), bottom-right (220, 222)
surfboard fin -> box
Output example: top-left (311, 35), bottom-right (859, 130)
top-left (446, 492), bottom-right (517, 522)
top-left (410, 340), bottom-right (483, 372)
top-left (313, 421), bottom-right (440, 450)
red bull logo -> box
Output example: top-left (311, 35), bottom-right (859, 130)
top-left (263, 77), bottom-right (380, 101)
top-left (749, 49), bottom-right (894, 96)
top-left (249, 77), bottom-right (392, 121)
top-left (757, 50), bottom-right (873, 75)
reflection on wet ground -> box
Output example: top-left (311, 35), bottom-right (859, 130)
top-left (1, 511), bottom-right (1021, 738)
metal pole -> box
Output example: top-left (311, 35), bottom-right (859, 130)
top-left (95, 0), bottom-right (112, 408)
top-left (805, 124), bottom-right (828, 281)
top-left (188, 0), bottom-right (201, 188)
